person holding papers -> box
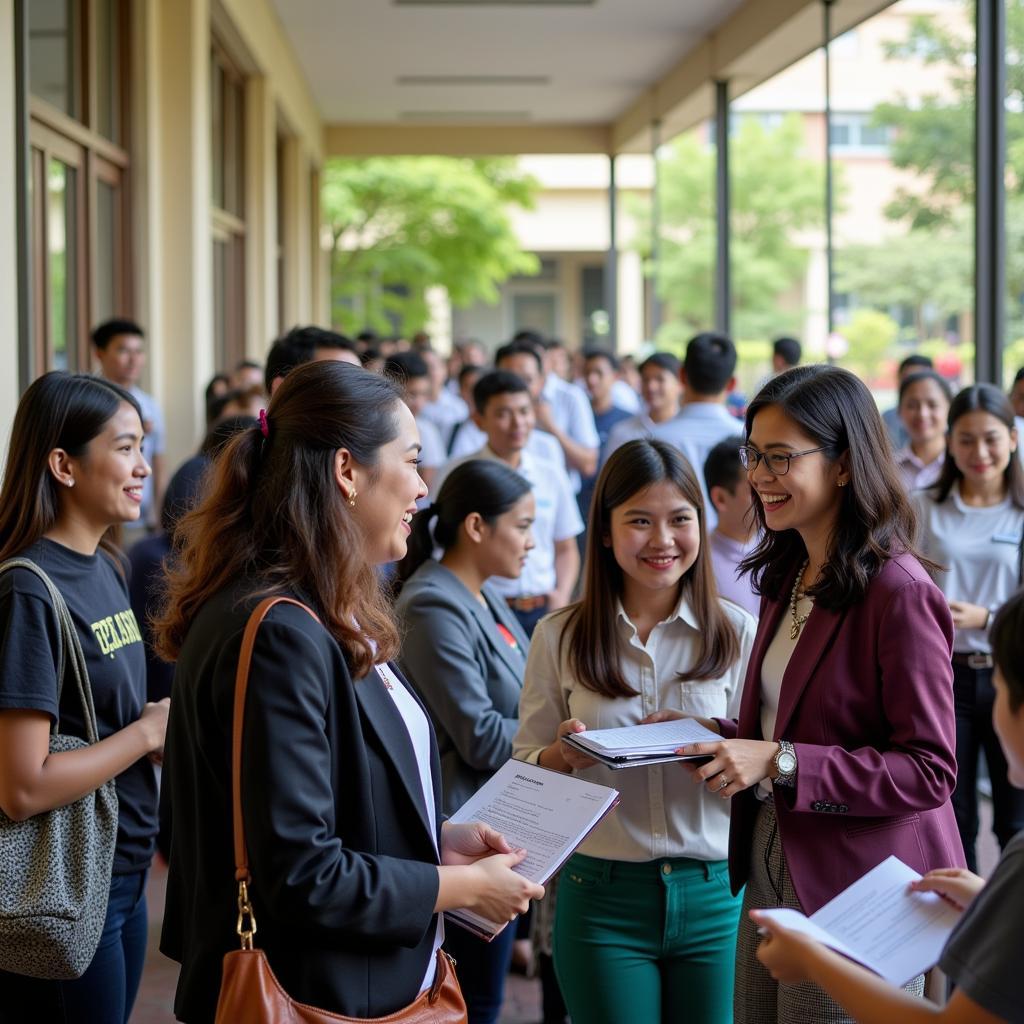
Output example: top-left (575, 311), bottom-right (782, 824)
top-left (665, 366), bottom-right (963, 1024)
top-left (752, 588), bottom-right (1024, 1024)
top-left (394, 458), bottom-right (535, 1024)
top-left (154, 361), bottom-right (542, 1023)
top-left (514, 439), bottom-right (757, 1024)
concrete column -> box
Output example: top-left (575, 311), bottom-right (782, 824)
top-left (280, 136), bottom-right (311, 326)
top-left (151, 0), bottom-right (213, 464)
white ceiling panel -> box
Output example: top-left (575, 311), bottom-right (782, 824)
top-left (269, 0), bottom-right (748, 124)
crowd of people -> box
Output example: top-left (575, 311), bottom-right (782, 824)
top-left (0, 317), bottom-right (1022, 1024)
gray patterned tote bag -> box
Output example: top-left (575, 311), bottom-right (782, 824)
top-left (0, 558), bottom-right (118, 979)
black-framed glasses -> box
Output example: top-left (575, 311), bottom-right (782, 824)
top-left (738, 444), bottom-right (829, 476)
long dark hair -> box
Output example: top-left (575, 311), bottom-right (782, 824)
top-left (0, 372), bottom-right (142, 563)
top-left (394, 459), bottom-right (532, 592)
top-left (155, 360), bottom-right (404, 675)
top-left (564, 439), bottom-right (739, 698)
top-left (739, 364), bottom-right (927, 610)
top-left (928, 383), bottom-right (1024, 508)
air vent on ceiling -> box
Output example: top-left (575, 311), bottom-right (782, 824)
top-left (399, 110), bottom-right (533, 121)
top-left (396, 75), bottom-right (550, 86)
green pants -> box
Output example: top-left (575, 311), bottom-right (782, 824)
top-left (553, 853), bottom-right (741, 1024)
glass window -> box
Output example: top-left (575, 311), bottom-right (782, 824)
top-left (210, 38), bottom-right (247, 370)
top-left (28, 0), bottom-right (79, 119)
top-left (834, 0), bottom-right (975, 397)
top-left (94, 0), bottom-right (124, 143)
top-left (95, 179), bottom-right (116, 324)
top-left (47, 158), bottom-right (77, 371)
top-left (26, 0), bottom-right (131, 376)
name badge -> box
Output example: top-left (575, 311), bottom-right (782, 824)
top-left (992, 533), bottom-right (1022, 545)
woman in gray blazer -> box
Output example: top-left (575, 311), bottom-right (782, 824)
top-left (395, 458), bottom-right (535, 1024)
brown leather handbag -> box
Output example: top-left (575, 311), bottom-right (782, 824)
top-left (214, 596), bottom-right (468, 1024)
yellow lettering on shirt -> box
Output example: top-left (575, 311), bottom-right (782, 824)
top-left (90, 609), bottom-right (143, 660)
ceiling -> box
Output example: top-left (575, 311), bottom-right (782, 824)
top-left (269, 0), bottom-right (746, 123)
top-left (268, 0), bottom-right (895, 154)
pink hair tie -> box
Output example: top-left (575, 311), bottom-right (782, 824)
top-left (258, 409), bottom-right (270, 438)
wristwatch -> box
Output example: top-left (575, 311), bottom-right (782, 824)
top-left (773, 740), bottom-right (797, 787)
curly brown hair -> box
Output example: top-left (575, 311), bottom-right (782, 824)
top-left (154, 360), bottom-right (403, 676)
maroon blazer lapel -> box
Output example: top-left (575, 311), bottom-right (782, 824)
top-left (772, 602), bottom-right (845, 739)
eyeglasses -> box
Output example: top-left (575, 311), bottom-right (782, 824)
top-left (738, 445), bottom-right (829, 476)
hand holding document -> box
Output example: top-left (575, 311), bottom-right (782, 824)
top-left (756, 856), bottom-right (962, 986)
top-left (446, 758), bottom-right (619, 939)
top-left (561, 718), bottom-right (720, 769)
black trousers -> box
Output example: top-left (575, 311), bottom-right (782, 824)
top-left (951, 660), bottom-right (1024, 872)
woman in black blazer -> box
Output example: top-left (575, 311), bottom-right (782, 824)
top-left (395, 459), bottom-right (535, 1024)
top-left (155, 361), bottom-right (542, 1024)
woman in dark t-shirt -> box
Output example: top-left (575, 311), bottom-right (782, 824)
top-left (0, 372), bottom-right (169, 1024)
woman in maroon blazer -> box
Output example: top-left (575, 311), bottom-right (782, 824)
top-left (667, 365), bottom-right (963, 1023)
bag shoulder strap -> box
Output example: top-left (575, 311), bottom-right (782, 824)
top-left (0, 557), bottom-right (97, 740)
top-left (232, 596), bottom-right (322, 884)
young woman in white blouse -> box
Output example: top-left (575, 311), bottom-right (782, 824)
top-left (894, 370), bottom-right (952, 492)
top-left (513, 439), bottom-right (756, 1024)
top-left (914, 382), bottom-right (1024, 871)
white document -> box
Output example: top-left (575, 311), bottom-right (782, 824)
top-left (445, 758), bottom-right (619, 939)
top-left (566, 718), bottom-right (722, 758)
top-left (757, 856), bottom-right (962, 986)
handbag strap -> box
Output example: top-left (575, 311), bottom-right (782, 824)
top-left (231, 596), bottom-right (321, 947)
top-left (0, 557), bottom-right (99, 742)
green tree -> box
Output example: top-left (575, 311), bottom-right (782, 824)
top-left (844, 2), bottom-right (1024, 353)
top-left (837, 309), bottom-right (900, 379)
top-left (322, 157), bottom-right (539, 335)
top-left (872, 1), bottom-right (1024, 228)
top-left (835, 220), bottom-right (972, 340)
top-left (632, 115), bottom-right (825, 347)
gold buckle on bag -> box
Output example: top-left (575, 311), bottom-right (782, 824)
top-left (236, 880), bottom-right (258, 950)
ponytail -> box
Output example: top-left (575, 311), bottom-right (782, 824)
top-left (393, 460), bottom-right (531, 592)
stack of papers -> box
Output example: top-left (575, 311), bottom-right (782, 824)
top-left (756, 856), bottom-right (963, 986)
top-left (561, 718), bottom-right (721, 769)
top-left (445, 758), bottom-right (620, 939)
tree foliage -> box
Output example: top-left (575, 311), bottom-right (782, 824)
top-left (632, 114), bottom-right (825, 347)
top-left (321, 157), bottom-right (539, 335)
top-left (843, 2), bottom-right (1024, 352)
top-left (873, 1), bottom-right (1024, 228)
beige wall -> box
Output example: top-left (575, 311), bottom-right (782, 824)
top-left (138, 0), bottom-right (328, 465)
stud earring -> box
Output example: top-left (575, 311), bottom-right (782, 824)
top-left (838, 480), bottom-right (847, 488)
top-left (66, 479), bottom-right (74, 488)
top-left (348, 490), bottom-right (357, 508)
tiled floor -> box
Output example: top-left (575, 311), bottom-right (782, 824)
top-left (129, 802), bottom-right (1001, 1023)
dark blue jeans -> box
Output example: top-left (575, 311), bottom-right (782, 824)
top-left (0, 869), bottom-right (149, 1024)
top-left (443, 918), bottom-right (518, 1024)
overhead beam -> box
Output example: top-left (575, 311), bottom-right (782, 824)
top-left (324, 123), bottom-right (612, 157)
top-left (612, 0), bottom-right (894, 153)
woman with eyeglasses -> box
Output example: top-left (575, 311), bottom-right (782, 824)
top-left (653, 366), bottom-right (963, 1024)
top-left (912, 383), bottom-right (1024, 874)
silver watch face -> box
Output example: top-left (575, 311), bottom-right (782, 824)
top-left (777, 751), bottom-right (797, 775)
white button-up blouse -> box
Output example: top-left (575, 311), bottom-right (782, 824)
top-left (513, 594), bottom-right (756, 863)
